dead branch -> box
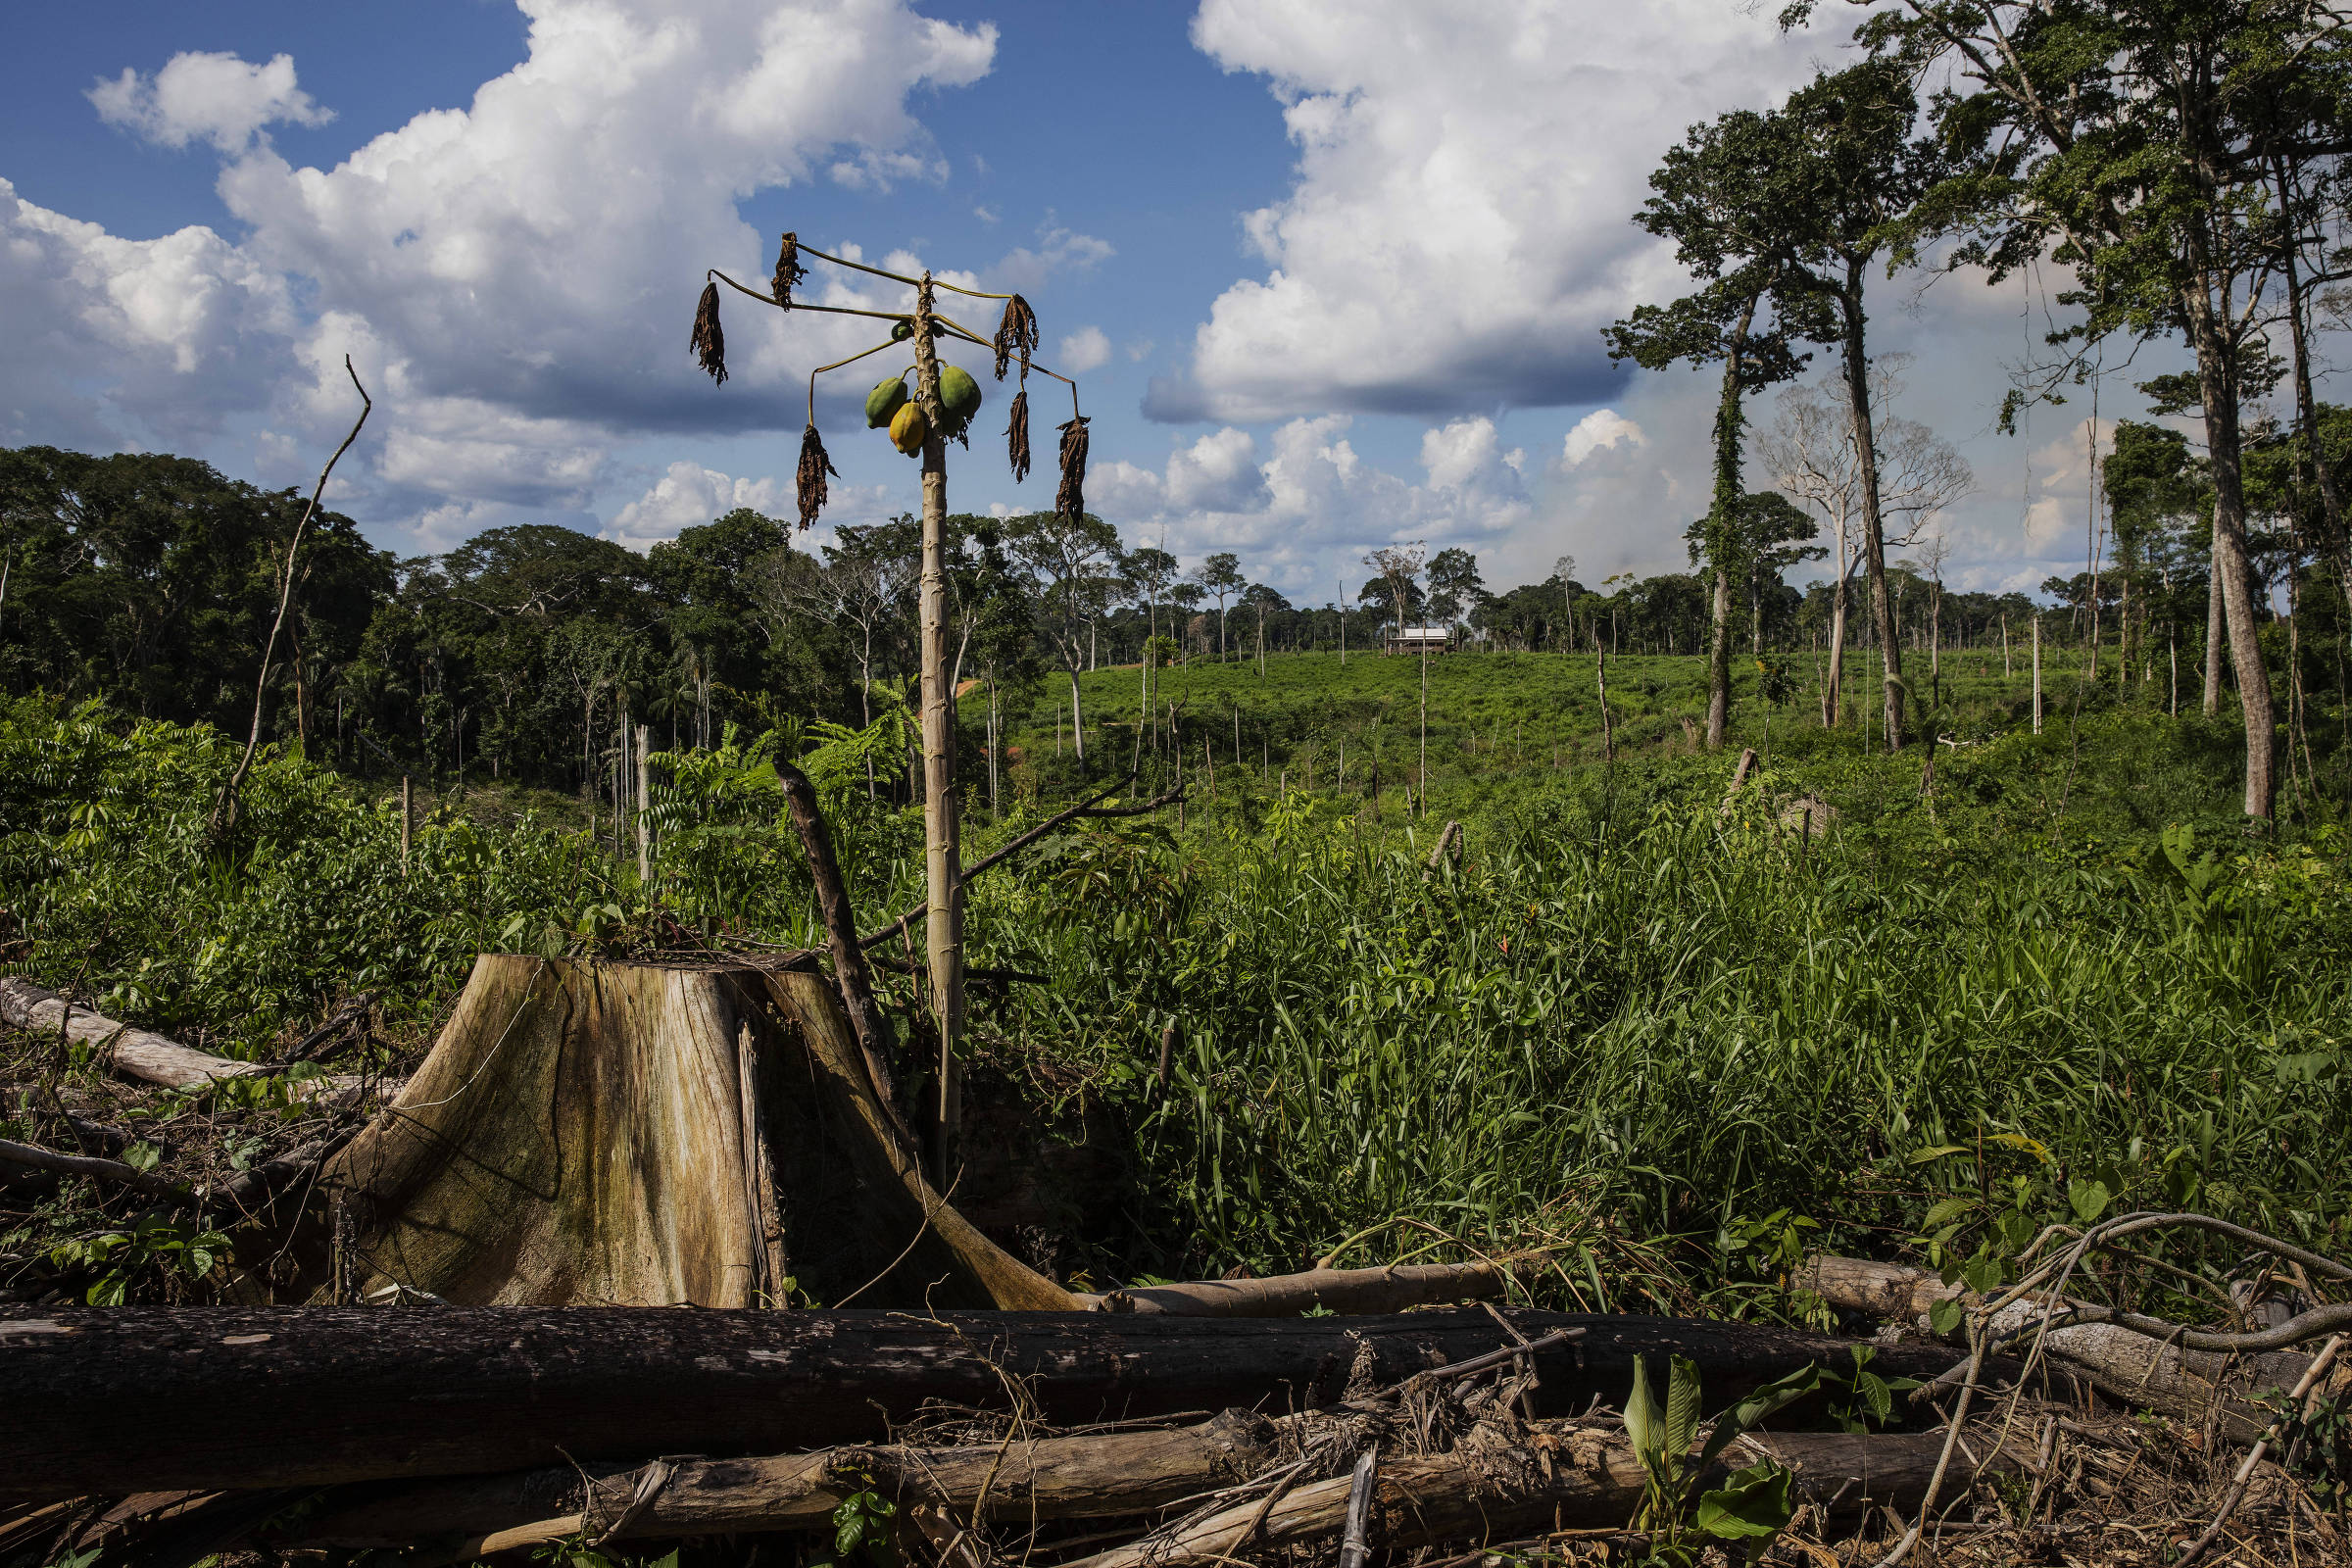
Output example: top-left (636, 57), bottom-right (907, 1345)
top-left (0, 978), bottom-right (382, 1102)
top-left (1074, 1257), bottom-right (1531, 1317)
top-left (0, 1135), bottom-right (184, 1200)
top-left (775, 758), bottom-right (906, 1129)
top-left (211, 357), bottom-right (370, 837)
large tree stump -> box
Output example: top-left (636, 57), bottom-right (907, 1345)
top-left (320, 955), bottom-right (1071, 1311)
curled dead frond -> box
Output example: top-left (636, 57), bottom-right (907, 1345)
top-left (691, 282), bottom-right (727, 386)
top-left (773, 232), bottom-right (808, 309)
top-left (1006, 389), bottom-right (1032, 484)
top-left (993, 294), bottom-right (1039, 382)
top-left (796, 424), bottom-right (838, 530)
top-left (1055, 415), bottom-right (1090, 522)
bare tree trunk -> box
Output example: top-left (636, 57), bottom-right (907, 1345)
top-left (1839, 266), bottom-right (1904, 753)
top-left (910, 276), bottom-right (964, 1179)
top-left (1703, 295), bottom-right (1757, 753)
top-left (634, 724), bottom-right (651, 884)
top-left (1825, 567), bottom-right (1848, 728)
top-left (2203, 558), bottom-right (2226, 715)
top-left (2185, 293), bottom-right (2277, 819)
top-left (2033, 615), bottom-right (2043, 734)
top-left (1594, 635), bottom-right (1613, 762)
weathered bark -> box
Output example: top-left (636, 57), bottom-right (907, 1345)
top-left (291, 1409), bottom-right (1278, 1550)
top-left (317, 955), bottom-right (1070, 1313)
top-left (1796, 1255), bottom-right (2324, 1445)
top-left (1066, 1427), bottom-right (2013, 1568)
top-left (1076, 1258), bottom-right (1508, 1316)
top-left (0, 1306), bottom-right (1961, 1503)
top-left (0, 979), bottom-right (376, 1101)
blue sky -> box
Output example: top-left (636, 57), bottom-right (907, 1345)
top-left (1, 0), bottom-right (2173, 600)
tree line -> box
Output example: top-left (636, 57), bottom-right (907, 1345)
top-left (1608, 0), bottom-right (2352, 820)
top-left (4, 417), bottom-right (2333, 808)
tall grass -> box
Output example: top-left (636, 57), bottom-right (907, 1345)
top-left (977, 735), bottom-right (2351, 1311)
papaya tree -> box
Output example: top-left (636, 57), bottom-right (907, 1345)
top-left (688, 234), bottom-right (1090, 1173)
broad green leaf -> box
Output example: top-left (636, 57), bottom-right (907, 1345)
top-left (122, 1141), bottom-right (161, 1173)
top-left (1906, 1144), bottom-right (1970, 1165)
top-left (1855, 1368), bottom-right (1891, 1422)
top-left (1665, 1355), bottom-right (1703, 1460)
top-left (2069, 1178), bottom-right (2113, 1224)
top-left (1624, 1354), bottom-right (1663, 1463)
top-left (1920, 1196), bottom-right (1975, 1228)
top-left (1929, 1296), bottom-right (1966, 1336)
top-left (1695, 1462), bottom-right (1796, 1539)
top-left (1961, 1252), bottom-right (2004, 1296)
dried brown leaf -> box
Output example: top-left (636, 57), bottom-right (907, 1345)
top-left (773, 232), bottom-right (808, 309)
top-left (1055, 415), bottom-right (1091, 522)
top-left (993, 294), bottom-right (1039, 382)
top-left (691, 282), bottom-right (727, 387)
top-left (797, 424), bottom-right (838, 529)
top-left (1006, 389), bottom-right (1032, 484)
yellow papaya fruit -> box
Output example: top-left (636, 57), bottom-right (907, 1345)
top-left (865, 376), bottom-right (908, 429)
top-left (890, 402), bottom-right (929, 455)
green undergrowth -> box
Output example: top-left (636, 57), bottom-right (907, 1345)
top-left (969, 711), bottom-right (2352, 1317)
top-left (1, 686), bottom-right (2346, 1326)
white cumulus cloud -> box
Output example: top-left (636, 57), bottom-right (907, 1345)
top-left (1154, 0), bottom-right (1820, 421)
top-left (608, 460), bottom-right (787, 549)
top-left (1057, 325), bottom-right (1112, 374)
top-left (89, 51), bottom-right (334, 153)
top-left (1563, 409), bottom-right (1644, 466)
top-left (14, 4), bottom-right (1001, 533)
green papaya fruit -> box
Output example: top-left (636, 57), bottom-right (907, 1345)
top-left (938, 364), bottom-right (983, 429)
top-left (891, 318), bottom-right (914, 342)
top-left (865, 376), bottom-right (908, 429)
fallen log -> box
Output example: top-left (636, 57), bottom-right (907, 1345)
top-left (1066, 1425), bottom-right (2019, 1568)
top-left (1076, 1258), bottom-right (1513, 1316)
top-left (1797, 1254), bottom-right (2333, 1445)
top-left (307, 1419), bottom-right (2006, 1561)
top-left (290, 1409), bottom-right (1279, 1549)
top-left (0, 979), bottom-right (379, 1101)
top-left (0, 1305), bottom-right (1965, 1504)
